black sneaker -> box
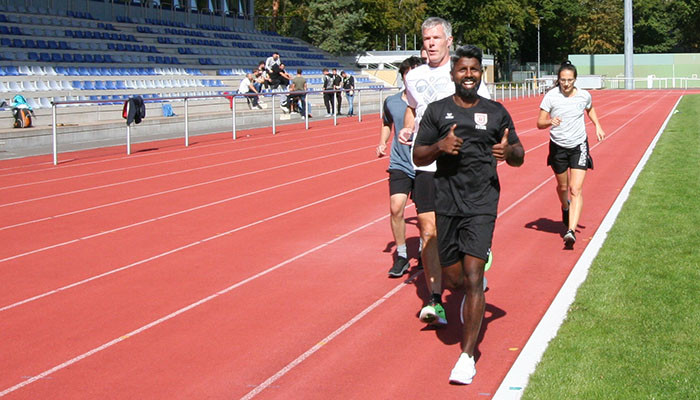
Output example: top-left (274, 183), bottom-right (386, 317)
top-left (562, 200), bottom-right (570, 228)
top-left (388, 256), bottom-right (409, 277)
top-left (564, 229), bottom-right (576, 249)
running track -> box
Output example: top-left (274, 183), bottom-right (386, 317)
top-left (1, 89), bottom-right (693, 399)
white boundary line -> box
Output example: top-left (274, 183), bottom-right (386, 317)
top-left (492, 95), bottom-right (683, 399)
top-left (0, 213), bottom-right (391, 397)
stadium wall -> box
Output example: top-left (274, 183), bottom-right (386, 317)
top-left (568, 53), bottom-right (700, 79)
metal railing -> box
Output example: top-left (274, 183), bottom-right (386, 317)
top-left (49, 86), bottom-right (400, 165)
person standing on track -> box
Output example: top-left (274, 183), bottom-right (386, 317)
top-left (537, 60), bottom-right (605, 248)
top-left (377, 56), bottom-right (425, 278)
top-left (413, 45), bottom-right (524, 385)
top-left (399, 17), bottom-right (491, 327)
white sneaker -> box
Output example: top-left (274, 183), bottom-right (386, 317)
top-left (449, 353), bottom-right (476, 385)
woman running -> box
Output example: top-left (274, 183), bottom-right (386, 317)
top-left (537, 61), bottom-right (605, 248)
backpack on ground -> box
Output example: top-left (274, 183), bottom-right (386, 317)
top-left (13, 108), bottom-right (32, 128)
top-left (10, 95), bottom-right (33, 128)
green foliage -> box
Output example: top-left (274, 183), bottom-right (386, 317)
top-left (359, 0), bottom-right (427, 51)
top-left (573, 0), bottom-right (623, 54)
top-left (670, 0), bottom-right (700, 51)
top-left (634, 0), bottom-right (680, 53)
top-left (307, 0), bottom-right (367, 55)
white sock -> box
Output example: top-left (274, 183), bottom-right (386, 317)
top-left (396, 244), bottom-right (407, 259)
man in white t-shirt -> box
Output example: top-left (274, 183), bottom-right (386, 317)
top-left (398, 17), bottom-right (491, 330)
top-left (238, 73), bottom-right (261, 109)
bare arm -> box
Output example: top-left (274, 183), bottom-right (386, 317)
top-left (377, 125), bottom-right (391, 157)
top-left (537, 109), bottom-right (560, 129)
top-left (586, 106), bottom-right (605, 141)
top-left (398, 106), bottom-right (416, 144)
top-left (413, 124), bottom-right (461, 166)
top-left (492, 128), bottom-right (525, 167)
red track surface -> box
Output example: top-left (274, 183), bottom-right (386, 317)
top-left (1, 89), bottom-right (693, 399)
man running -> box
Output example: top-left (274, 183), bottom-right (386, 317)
top-left (377, 56), bottom-right (425, 277)
top-left (413, 45), bottom-right (524, 384)
top-left (399, 17), bottom-right (491, 326)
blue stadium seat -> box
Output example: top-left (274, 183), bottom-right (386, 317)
top-left (77, 66), bottom-right (90, 75)
top-left (62, 53), bottom-right (73, 62)
top-left (71, 80), bottom-right (83, 89)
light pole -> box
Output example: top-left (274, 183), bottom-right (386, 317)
top-left (537, 18), bottom-right (541, 83)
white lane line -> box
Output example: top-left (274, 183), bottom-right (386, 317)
top-left (240, 270), bottom-right (423, 400)
top-left (0, 122), bottom-right (376, 178)
top-left (492, 95), bottom-right (682, 400)
top-left (0, 212), bottom-right (392, 398)
top-left (0, 145), bottom-right (375, 231)
top-left (242, 91), bottom-right (672, 399)
top-left (0, 134), bottom-right (374, 207)
top-left (0, 127), bottom-right (376, 189)
top-left (0, 176), bottom-right (385, 312)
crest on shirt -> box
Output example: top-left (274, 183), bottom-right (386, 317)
top-left (474, 113), bottom-right (488, 126)
top-left (445, 112), bottom-right (454, 120)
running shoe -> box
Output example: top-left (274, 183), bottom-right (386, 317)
top-left (419, 301), bottom-right (447, 326)
top-left (387, 256), bottom-right (409, 277)
top-left (562, 200), bottom-right (570, 228)
top-left (564, 229), bottom-right (576, 248)
top-left (449, 353), bottom-right (476, 385)
top-left (484, 249), bottom-right (493, 272)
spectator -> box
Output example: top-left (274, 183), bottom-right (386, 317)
top-left (322, 68), bottom-right (335, 116)
top-left (254, 61), bottom-right (271, 92)
top-left (265, 52), bottom-right (281, 74)
top-left (332, 68), bottom-right (343, 114)
top-left (341, 70), bottom-right (355, 116)
top-left (278, 63), bottom-right (293, 89)
top-left (238, 73), bottom-right (262, 109)
top-left (289, 68), bottom-right (312, 117)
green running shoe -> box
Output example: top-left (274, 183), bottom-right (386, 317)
top-left (419, 301), bottom-right (447, 326)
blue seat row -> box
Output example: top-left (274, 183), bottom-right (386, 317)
top-left (65, 30), bottom-right (137, 41)
top-left (0, 25), bottom-right (24, 35)
top-left (1, 38), bottom-right (71, 50)
top-left (56, 66), bottom-right (160, 76)
top-left (27, 52), bottom-right (117, 63)
top-left (107, 43), bottom-right (158, 53)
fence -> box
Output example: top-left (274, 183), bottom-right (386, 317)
top-left (49, 86), bottom-right (399, 165)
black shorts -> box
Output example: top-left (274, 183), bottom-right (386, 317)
top-left (436, 214), bottom-right (495, 267)
top-left (547, 139), bottom-right (594, 175)
top-left (388, 169), bottom-right (414, 196)
top-left (413, 170), bottom-right (436, 214)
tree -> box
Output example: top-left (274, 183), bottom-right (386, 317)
top-left (359, 0), bottom-right (427, 51)
top-left (572, 0), bottom-right (623, 54)
top-left (307, 0), bottom-right (367, 54)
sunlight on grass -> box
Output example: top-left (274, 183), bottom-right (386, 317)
top-left (522, 94), bottom-right (700, 400)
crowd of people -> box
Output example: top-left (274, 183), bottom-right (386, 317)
top-left (377, 16), bottom-right (604, 386)
top-left (235, 52), bottom-right (355, 117)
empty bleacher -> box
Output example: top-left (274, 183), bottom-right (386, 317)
top-left (0, 3), bottom-right (390, 157)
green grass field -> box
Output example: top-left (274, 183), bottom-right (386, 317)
top-left (522, 94), bottom-right (700, 400)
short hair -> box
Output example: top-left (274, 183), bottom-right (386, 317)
top-left (399, 56), bottom-right (425, 77)
top-left (297, 68), bottom-right (302, 74)
top-left (272, 52), bottom-right (279, 56)
top-left (451, 45), bottom-right (483, 69)
top-left (322, 68), bottom-right (329, 72)
top-left (422, 17), bottom-right (452, 38)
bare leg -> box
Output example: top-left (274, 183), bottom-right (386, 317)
top-left (389, 193), bottom-right (408, 247)
top-left (555, 170), bottom-right (569, 209)
top-left (460, 255), bottom-right (485, 356)
top-left (417, 211), bottom-right (441, 295)
top-left (567, 169), bottom-right (586, 231)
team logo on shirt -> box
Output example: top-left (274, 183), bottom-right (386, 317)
top-left (445, 112), bottom-right (454, 120)
top-left (474, 113), bottom-right (488, 130)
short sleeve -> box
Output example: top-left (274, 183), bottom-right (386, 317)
top-left (499, 105), bottom-right (520, 145)
top-left (585, 91), bottom-right (592, 110)
top-left (539, 91), bottom-right (552, 112)
top-left (382, 99), bottom-right (393, 126)
top-left (414, 103), bottom-right (440, 146)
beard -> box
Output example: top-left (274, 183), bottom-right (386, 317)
top-left (454, 78), bottom-right (480, 100)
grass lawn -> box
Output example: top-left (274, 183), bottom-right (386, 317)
top-left (522, 94), bottom-right (700, 399)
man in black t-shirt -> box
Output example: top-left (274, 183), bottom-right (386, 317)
top-left (413, 45), bottom-right (524, 385)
